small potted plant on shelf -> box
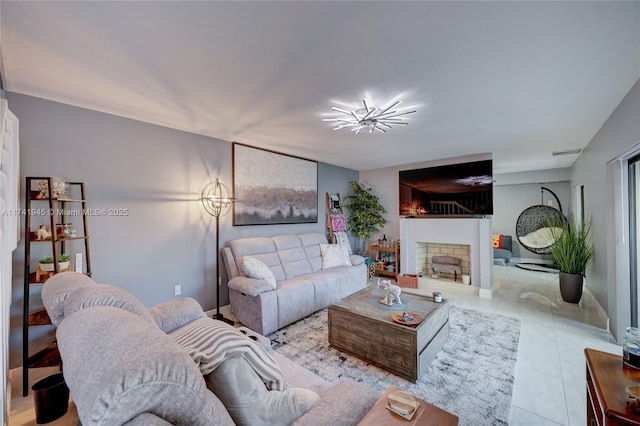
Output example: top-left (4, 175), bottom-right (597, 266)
top-left (38, 254), bottom-right (71, 272)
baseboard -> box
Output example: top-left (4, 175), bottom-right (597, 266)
top-left (509, 257), bottom-right (554, 265)
top-left (479, 287), bottom-right (493, 299)
top-left (204, 304), bottom-right (232, 318)
top-left (6, 373), bottom-right (11, 419)
top-left (592, 293), bottom-right (610, 333)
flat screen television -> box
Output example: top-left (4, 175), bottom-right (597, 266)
top-left (399, 159), bottom-right (493, 217)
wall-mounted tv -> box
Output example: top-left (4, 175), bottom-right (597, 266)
top-left (399, 159), bottom-right (493, 217)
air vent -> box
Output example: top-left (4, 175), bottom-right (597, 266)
top-left (552, 149), bottom-right (582, 157)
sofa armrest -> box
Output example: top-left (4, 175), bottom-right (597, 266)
top-left (149, 297), bottom-right (206, 334)
top-left (228, 276), bottom-right (274, 297)
top-left (349, 255), bottom-right (365, 266)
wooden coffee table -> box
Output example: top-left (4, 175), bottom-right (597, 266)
top-left (328, 286), bottom-right (449, 382)
top-left (358, 386), bottom-right (459, 425)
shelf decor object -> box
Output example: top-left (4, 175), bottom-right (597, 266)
top-left (201, 178), bottom-right (235, 325)
top-left (322, 98), bottom-right (416, 134)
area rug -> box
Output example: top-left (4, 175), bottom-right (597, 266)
top-left (268, 306), bottom-right (520, 426)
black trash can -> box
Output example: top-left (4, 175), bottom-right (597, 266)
top-left (32, 373), bottom-right (69, 424)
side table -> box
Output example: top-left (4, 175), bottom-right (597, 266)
top-left (585, 348), bottom-right (640, 425)
top-left (357, 385), bottom-right (458, 425)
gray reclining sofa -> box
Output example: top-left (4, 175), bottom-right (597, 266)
top-left (222, 232), bottom-right (367, 335)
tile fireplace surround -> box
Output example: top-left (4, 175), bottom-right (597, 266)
top-left (399, 217), bottom-right (494, 298)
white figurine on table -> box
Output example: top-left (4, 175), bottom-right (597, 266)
top-left (377, 277), bottom-right (402, 306)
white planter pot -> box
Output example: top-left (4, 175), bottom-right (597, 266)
top-left (39, 263), bottom-right (54, 271)
top-left (39, 261), bottom-right (69, 272)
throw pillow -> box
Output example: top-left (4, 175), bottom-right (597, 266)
top-left (332, 231), bottom-right (353, 254)
top-left (492, 234), bottom-right (504, 249)
top-left (320, 243), bottom-right (351, 269)
top-left (242, 256), bottom-right (277, 289)
top-left (205, 356), bottom-right (319, 426)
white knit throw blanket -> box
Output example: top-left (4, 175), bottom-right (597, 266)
top-left (169, 317), bottom-right (287, 391)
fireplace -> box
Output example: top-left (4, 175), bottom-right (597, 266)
top-left (400, 217), bottom-right (493, 297)
top-left (416, 242), bottom-right (471, 280)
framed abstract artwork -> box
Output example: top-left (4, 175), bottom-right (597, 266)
top-left (232, 142), bottom-right (318, 225)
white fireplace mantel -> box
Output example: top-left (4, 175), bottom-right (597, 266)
top-left (399, 217), bottom-right (494, 298)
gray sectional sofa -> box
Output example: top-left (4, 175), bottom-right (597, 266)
top-left (222, 232), bottom-right (368, 335)
top-left (41, 272), bottom-right (379, 425)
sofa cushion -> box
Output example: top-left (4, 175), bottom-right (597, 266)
top-left (298, 233), bottom-right (329, 272)
top-left (293, 381), bottom-right (380, 426)
top-left (42, 271), bottom-right (97, 326)
top-left (320, 244), bottom-right (351, 269)
top-left (149, 297), bottom-right (206, 334)
top-left (270, 352), bottom-right (332, 396)
top-left (205, 356), bottom-right (319, 426)
top-left (308, 266), bottom-right (367, 311)
top-left (273, 235), bottom-right (313, 279)
top-left (494, 248), bottom-right (512, 261)
top-left (242, 256), bottom-right (277, 289)
top-left (57, 306), bottom-right (234, 426)
top-left (519, 226), bottom-right (562, 249)
top-left (229, 237), bottom-right (286, 282)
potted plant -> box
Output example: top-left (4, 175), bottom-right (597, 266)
top-left (548, 217), bottom-right (594, 303)
top-left (39, 254), bottom-right (71, 272)
top-left (344, 181), bottom-right (388, 255)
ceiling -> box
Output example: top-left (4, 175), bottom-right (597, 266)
top-left (1, 1), bottom-right (639, 174)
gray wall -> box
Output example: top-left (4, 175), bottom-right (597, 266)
top-left (571, 78), bottom-right (640, 342)
top-left (8, 92), bottom-right (358, 367)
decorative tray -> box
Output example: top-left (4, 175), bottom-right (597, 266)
top-left (386, 390), bottom-right (420, 420)
top-left (391, 312), bottom-right (423, 326)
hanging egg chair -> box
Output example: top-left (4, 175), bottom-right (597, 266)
top-left (515, 187), bottom-right (567, 256)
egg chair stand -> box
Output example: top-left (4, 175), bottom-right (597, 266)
top-left (514, 187), bottom-right (567, 272)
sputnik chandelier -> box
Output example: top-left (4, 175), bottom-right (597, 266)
top-left (323, 99), bottom-right (416, 134)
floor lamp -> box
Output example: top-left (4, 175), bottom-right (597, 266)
top-left (201, 178), bottom-right (235, 325)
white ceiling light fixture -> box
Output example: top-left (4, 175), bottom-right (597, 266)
top-left (323, 99), bottom-right (416, 134)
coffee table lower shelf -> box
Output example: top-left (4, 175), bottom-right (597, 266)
top-left (358, 385), bottom-right (459, 425)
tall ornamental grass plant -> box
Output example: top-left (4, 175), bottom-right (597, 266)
top-left (548, 217), bottom-right (594, 275)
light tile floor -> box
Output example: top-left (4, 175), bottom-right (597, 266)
top-left (405, 265), bottom-right (620, 426)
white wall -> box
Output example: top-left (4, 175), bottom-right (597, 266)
top-left (571, 78), bottom-right (640, 342)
